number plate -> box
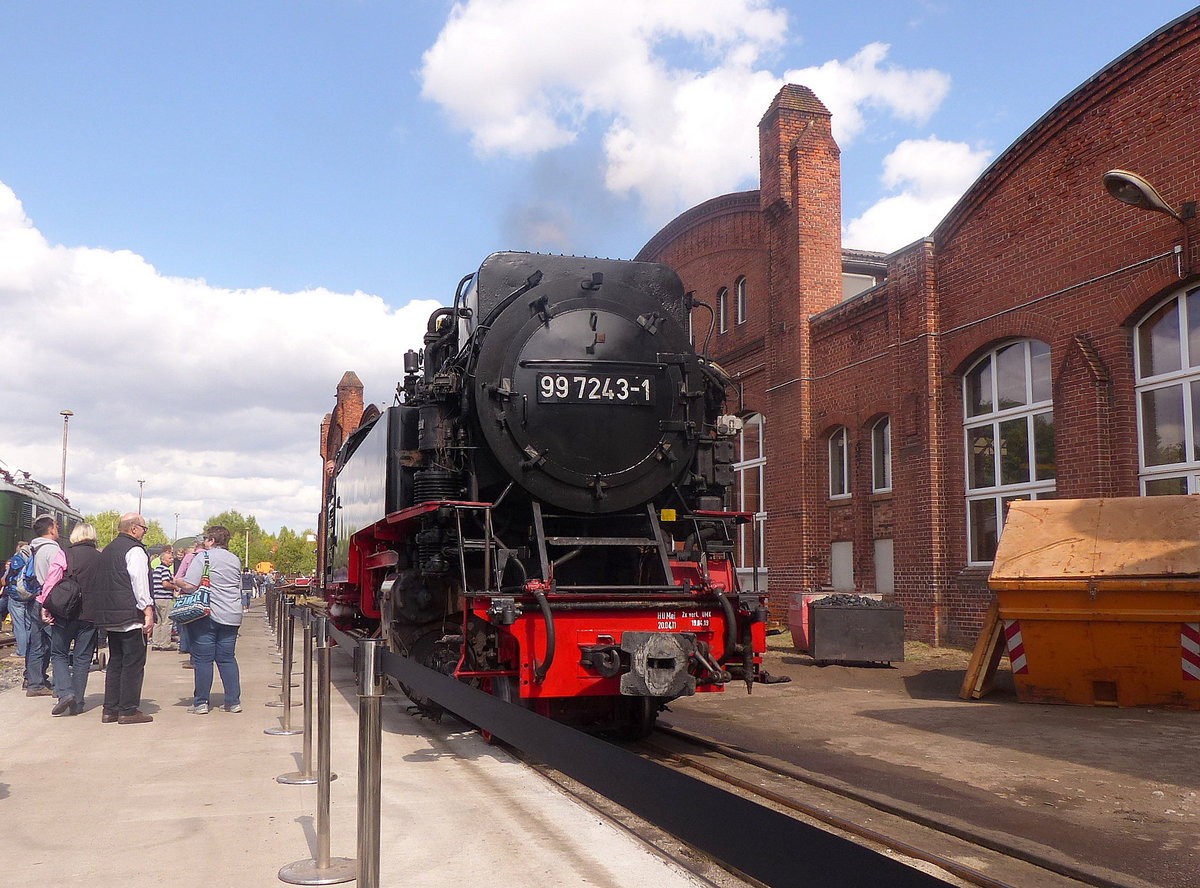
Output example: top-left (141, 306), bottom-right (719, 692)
top-left (537, 373), bottom-right (654, 404)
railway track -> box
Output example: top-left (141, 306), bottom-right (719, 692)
top-left (623, 725), bottom-right (1151, 888)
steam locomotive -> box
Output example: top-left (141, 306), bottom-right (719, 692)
top-left (323, 252), bottom-right (766, 737)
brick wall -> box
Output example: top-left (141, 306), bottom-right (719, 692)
top-left (637, 12), bottom-right (1200, 647)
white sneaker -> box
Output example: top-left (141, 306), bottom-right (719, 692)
top-left (224, 703), bottom-right (242, 713)
top-left (187, 703), bottom-right (210, 715)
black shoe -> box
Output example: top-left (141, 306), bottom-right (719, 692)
top-left (118, 711), bottom-right (153, 725)
top-left (101, 709), bottom-right (119, 724)
top-left (51, 695), bottom-right (76, 716)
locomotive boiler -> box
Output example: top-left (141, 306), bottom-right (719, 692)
top-left (323, 252), bottom-right (766, 737)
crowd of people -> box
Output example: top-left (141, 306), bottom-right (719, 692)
top-left (1, 514), bottom-right (265, 723)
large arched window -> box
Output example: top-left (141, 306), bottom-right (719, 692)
top-left (732, 413), bottom-right (766, 572)
top-left (717, 287), bottom-right (728, 334)
top-left (963, 340), bottom-right (1055, 563)
top-left (1136, 285), bottom-right (1200, 494)
top-left (735, 276), bottom-right (748, 325)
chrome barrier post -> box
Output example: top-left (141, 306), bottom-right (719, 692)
top-left (266, 602), bottom-right (301, 730)
top-left (355, 637), bottom-right (384, 888)
top-left (271, 598), bottom-right (300, 689)
top-left (275, 594), bottom-right (286, 652)
top-left (278, 608), bottom-right (328, 785)
top-left (278, 615), bottom-right (355, 886)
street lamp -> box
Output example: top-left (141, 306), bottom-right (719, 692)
top-left (175, 513), bottom-right (180, 539)
top-left (138, 478), bottom-right (146, 514)
top-left (1102, 169), bottom-right (1196, 223)
top-left (58, 410), bottom-right (74, 498)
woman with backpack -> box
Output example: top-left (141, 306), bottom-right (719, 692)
top-left (37, 523), bottom-right (101, 716)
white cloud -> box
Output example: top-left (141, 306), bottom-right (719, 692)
top-left (421, 0), bottom-right (951, 216)
top-left (843, 137), bottom-right (992, 252)
top-left (0, 181), bottom-right (440, 537)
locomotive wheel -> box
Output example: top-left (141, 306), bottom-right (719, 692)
top-left (477, 675), bottom-right (517, 745)
top-left (395, 620), bottom-right (462, 719)
top-left (612, 696), bottom-right (660, 741)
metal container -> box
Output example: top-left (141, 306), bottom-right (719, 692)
top-left (809, 601), bottom-right (905, 663)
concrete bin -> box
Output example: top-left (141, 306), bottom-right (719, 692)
top-left (990, 496), bottom-right (1200, 708)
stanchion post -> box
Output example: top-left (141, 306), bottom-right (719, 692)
top-left (266, 602), bottom-right (301, 732)
top-left (275, 593), bottom-right (286, 651)
top-left (278, 615), bottom-right (355, 886)
top-left (278, 608), bottom-right (329, 785)
top-left (271, 595), bottom-right (299, 688)
top-left (356, 637), bottom-right (385, 888)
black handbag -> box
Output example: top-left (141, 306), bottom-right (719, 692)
top-left (44, 574), bottom-right (83, 622)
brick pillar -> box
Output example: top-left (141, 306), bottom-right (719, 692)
top-left (758, 85), bottom-right (843, 617)
top-left (317, 371), bottom-right (365, 581)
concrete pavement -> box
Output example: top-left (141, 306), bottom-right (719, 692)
top-left (0, 606), bottom-right (706, 888)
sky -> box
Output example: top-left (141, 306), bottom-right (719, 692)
top-left (1, 0), bottom-right (1196, 538)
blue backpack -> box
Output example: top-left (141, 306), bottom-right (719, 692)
top-left (11, 551), bottom-right (38, 601)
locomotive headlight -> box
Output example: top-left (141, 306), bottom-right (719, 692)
top-left (716, 414), bottom-right (743, 437)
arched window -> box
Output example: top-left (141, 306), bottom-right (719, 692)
top-left (871, 416), bottom-right (891, 493)
top-left (1136, 285), bottom-right (1200, 494)
top-left (829, 426), bottom-right (850, 498)
top-left (735, 276), bottom-right (748, 325)
top-left (717, 287), bottom-right (728, 334)
top-left (733, 414), bottom-right (766, 571)
top-left (963, 340), bottom-right (1055, 563)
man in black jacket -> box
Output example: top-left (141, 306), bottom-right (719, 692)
top-left (83, 513), bottom-right (155, 724)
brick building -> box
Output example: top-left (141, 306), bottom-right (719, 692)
top-left (637, 11), bottom-right (1200, 645)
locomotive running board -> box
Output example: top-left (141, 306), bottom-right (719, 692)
top-left (530, 501), bottom-right (674, 588)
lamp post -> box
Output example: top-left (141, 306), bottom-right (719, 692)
top-left (175, 513), bottom-right (180, 539)
top-left (137, 479), bottom-right (146, 514)
top-left (58, 410), bottom-right (74, 498)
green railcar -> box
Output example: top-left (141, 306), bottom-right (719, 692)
top-left (0, 472), bottom-right (82, 564)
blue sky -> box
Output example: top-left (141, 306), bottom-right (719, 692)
top-left (1, 0), bottom-right (1195, 535)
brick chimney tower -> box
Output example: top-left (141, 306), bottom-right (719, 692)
top-left (317, 371), bottom-right (365, 581)
top-left (758, 84), bottom-right (843, 600)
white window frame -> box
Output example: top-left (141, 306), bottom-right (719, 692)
top-left (829, 426), bottom-right (851, 499)
top-left (963, 340), bottom-right (1055, 565)
top-left (1135, 285), bottom-right (1200, 495)
top-left (717, 287), bottom-right (728, 334)
top-left (735, 276), bottom-right (747, 325)
top-left (871, 416), bottom-right (891, 493)
top-left (733, 413), bottom-right (766, 572)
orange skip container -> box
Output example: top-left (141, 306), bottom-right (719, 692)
top-left (989, 496), bottom-right (1200, 708)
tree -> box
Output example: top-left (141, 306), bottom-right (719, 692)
top-left (83, 511), bottom-right (170, 548)
top-left (274, 526), bottom-right (317, 575)
top-left (84, 510), bottom-right (122, 546)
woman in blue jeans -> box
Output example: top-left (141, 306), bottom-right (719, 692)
top-left (177, 526), bottom-right (243, 714)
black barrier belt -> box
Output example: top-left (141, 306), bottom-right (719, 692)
top-left (325, 625), bottom-right (947, 888)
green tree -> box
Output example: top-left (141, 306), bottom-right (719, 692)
top-left (83, 511), bottom-right (170, 548)
top-left (84, 510), bottom-right (122, 546)
top-left (274, 526), bottom-right (317, 575)
top-left (202, 510), bottom-right (265, 564)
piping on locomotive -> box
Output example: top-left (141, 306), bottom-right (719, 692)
top-left (321, 252), bottom-right (767, 737)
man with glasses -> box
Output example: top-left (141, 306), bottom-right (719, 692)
top-left (82, 513), bottom-right (155, 724)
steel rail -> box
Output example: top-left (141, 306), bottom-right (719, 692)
top-left (652, 726), bottom-right (1144, 888)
